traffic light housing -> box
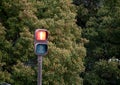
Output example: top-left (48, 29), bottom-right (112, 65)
top-left (34, 29), bottom-right (48, 56)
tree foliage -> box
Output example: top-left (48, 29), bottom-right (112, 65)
top-left (84, 60), bottom-right (120, 85)
top-left (0, 0), bottom-right (85, 85)
top-left (75, 0), bottom-right (120, 85)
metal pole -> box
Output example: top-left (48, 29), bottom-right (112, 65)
top-left (37, 56), bottom-right (42, 85)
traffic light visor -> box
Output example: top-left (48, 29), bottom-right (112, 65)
top-left (36, 31), bottom-right (47, 41)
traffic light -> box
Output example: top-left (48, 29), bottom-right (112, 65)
top-left (34, 29), bottom-right (48, 56)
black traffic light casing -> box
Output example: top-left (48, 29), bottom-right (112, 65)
top-left (34, 29), bottom-right (48, 56)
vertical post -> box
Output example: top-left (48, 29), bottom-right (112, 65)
top-left (35, 29), bottom-right (48, 85)
top-left (38, 56), bottom-right (42, 85)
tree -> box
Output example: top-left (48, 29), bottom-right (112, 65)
top-left (75, 0), bottom-right (120, 85)
top-left (84, 60), bottom-right (120, 85)
top-left (0, 0), bottom-right (86, 84)
top-left (35, 0), bottom-right (86, 84)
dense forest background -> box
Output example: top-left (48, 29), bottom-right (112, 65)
top-left (0, 0), bottom-right (120, 85)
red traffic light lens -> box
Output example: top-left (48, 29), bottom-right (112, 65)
top-left (36, 31), bottom-right (47, 41)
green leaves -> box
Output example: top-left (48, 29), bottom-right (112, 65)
top-left (0, 0), bottom-right (85, 85)
top-left (12, 61), bottom-right (36, 85)
top-left (76, 0), bottom-right (120, 85)
top-left (84, 60), bottom-right (120, 85)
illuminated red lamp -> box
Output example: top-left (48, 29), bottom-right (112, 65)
top-left (35, 29), bottom-right (48, 41)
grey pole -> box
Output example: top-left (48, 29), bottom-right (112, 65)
top-left (38, 56), bottom-right (42, 85)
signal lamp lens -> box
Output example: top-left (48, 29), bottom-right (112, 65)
top-left (36, 44), bottom-right (48, 55)
top-left (36, 31), bottom-right (47, 40)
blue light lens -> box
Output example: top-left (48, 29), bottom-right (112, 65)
top-left (36, 44), bottom-right (47, 55)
